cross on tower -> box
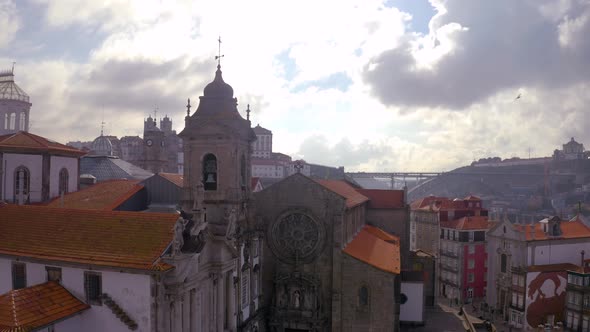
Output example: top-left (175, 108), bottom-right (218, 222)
top-left (246, 104), bottom-right (251, 121)
top-left (100, 120), bottom-right (106, 136)
top-left (186, 98), bottom-right (191, 116)
top-left (154, 106), bottom-right (158, 120)
top-left (215, 36), bottom-right (224, 67)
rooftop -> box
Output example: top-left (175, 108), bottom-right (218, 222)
top-left (0, 204), bottom-right (177, 271)
top-left (0, 71), bottom-right (29, 103)
top-left (343, 225), bottom-right (400, 274)
top-left (356, 189), bottom-right (405, 209)
top-left (158, 172), bottom-right (183, 187)
top-left (46, 179), bottom-right (143, 210)
top-left (441, 216), bottom-right (494, 230)
top-left (0, 281), bottom-right (90, 332)
top-left (80, 155), bottom-right (153, 182)
top-left (0, 131), bottom-right (85, 156)
top-left (513, 215), bottom-right (590, 241)
top-left (314, 179), bottom-right (369, 208)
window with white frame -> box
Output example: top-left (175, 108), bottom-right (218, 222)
top-left (468, 244), bottom-right (475, 254)
top-left (468, 259), bottom-right (475, 269)
top-left (468, 273), bottom-right (474, 283)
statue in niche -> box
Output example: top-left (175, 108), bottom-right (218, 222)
top-left (173, 217), bottom-right (187, 255)
top-left (293, 290), bottom-right (301, 309)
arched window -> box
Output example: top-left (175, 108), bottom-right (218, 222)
top-left (359, 285), bottom-right (369, 307)
top-left (59, 168), bottom-right (69, 195)
top-left (9, 113), bottom-right (16, 130)
top-left (14, 166), bottom-right (30, 204)
top-left (19, 112), bottom-right (25, 131)
top-left (500, 254), bottom-right (507, 273)
top-left (202, 154), bottom-right (217, 191)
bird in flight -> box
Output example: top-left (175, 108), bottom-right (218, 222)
top-left (514, 93), bottom-right (522, 101)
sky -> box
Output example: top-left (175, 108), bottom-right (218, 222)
top-left (1, 0), bottom-right (589, 172)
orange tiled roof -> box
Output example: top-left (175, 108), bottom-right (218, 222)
top-left (513, 217), bottom-right (590, 241)
top-left (159, 173), bottom-right (183, 187)
top-left (0, 131), bottom-right (86, 156)
top-left (314, 179), bottom-right (369, 208)
top-left (46, 179), bottom-right (143, 210)
top-left (441, 216), bottom-right (492, 230)
top-left (0, 204), bottom-right (177, 271)
top-left (356, 189), bottom-right (405, 209)
top-left (410, 196), bottom-right (463, 211)
top-left (364, 224), bottom-right (399, 244)
top-left (343, 225), bottom-right (400, 274)
top-left (0, 281), bottom-right (90, 332)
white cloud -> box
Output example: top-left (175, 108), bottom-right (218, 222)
top-left (0, 0), bottom-right (19, 49)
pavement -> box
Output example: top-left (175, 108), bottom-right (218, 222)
top-left (400, 303), bottom-right (470, 332)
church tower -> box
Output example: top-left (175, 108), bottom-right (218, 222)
top-left (178, 60), bottom-right (256, 331)
top-left (0, 68), bottom-right (31, 135)
top-left (142, 115), bottom-right (166, 173)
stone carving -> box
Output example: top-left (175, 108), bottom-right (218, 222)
top-left (268, 212), bottom-right (324, 264)
top-left (173, 217), bottom-right (187, 255)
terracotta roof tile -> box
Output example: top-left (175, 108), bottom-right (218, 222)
top-left (0, 281), bottom-right (89, 332)
top-left (343, 225), bottom-right (400, 274)
top-left (356, 189), bottom-right (405, 209)
top-left (0, 204), bottom-right (177, 271)
top-left (513, 216), bottom-right (590, 241)
top-left (46, 179), bottom-right (143, 210)
top-left (314, 179), bottom-right (369, 208)
top-left (158, 173), bottom-right (183, 187)
top-left (364, 224), bottom-right (399, 244)
top-left (440, 216), bottom-right (492, 230)
top-left (0, 132), bottom-right (85, 156)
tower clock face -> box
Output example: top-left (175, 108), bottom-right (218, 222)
top-left (146, 139), bottom-right (153, 146)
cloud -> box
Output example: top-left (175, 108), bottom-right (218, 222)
top-left (363, 0), bottom-right (590, 110)
top-left (0, 0), bottom-right (20, 49)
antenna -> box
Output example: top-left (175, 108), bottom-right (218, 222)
top-left (11, 61), bottom-right (15, 74)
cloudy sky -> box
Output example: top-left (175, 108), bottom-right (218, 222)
top-left (1, 0), bottom-right (589, 171)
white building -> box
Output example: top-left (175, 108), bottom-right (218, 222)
top-left (0, 69), bottom-right (31, 135)
top-left (0, 131), bottom-right (85, 204)
top-left (0, 203), bottom-right (204, 332)
top-left (252, 124), bottom-right (272, 158)
top-left (486, 215), bottom-right (590, 329)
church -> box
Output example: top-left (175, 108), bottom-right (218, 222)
top-left (174, 60), bottom-right (405, 331)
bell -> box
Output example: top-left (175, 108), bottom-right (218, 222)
top-left (205, 173), bottom-right (216, 183)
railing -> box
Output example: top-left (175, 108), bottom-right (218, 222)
top-left (101, 293), bottom-right (138, 330)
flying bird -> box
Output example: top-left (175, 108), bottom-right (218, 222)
top-left (514, 93), bottom-right (522, 101)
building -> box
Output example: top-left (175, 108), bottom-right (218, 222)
top-left (177, 63), bottom-right (403, 331)
top-left (486, 214), bottom-right (590, 329)
top-left (252, 124), bottom-right (272, 158)
top-left (410, 195), bottom-right (489, 256)
top-left (439, 215), bottom-right (492, 304)
top-left (0, 131), bottom-right (85, 204)
top-left (553, 137), bottom-right (588, 160)
top-left (0, 203), bottom-right (206, 332)
top-left (565, 259), bottom-right (590, 331)
top-left (0, 69), bottom-right (31, 135)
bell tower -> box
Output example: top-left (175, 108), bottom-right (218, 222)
top-left (179, 62), bottom-right (256, 234)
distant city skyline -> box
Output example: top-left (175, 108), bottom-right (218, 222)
top-left (1, 0), bottom-right (589, 171)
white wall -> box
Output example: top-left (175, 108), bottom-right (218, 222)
top-left (400, 282), bottom-right (424, 323)
top-left (2, 153), bottom-right (42, 203)
top-left (0, 258), bottom-right (152, 332)
top-left (49, 156), bottom-right (78, 198)
top-left (528, 241), bottom-right (590, 266)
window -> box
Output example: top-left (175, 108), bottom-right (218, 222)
top-left (501, 254), bottom-right (507, 273)
top-left (46, 266), bottom-right (62, 283)
top-left (468, 245), bottom-right (475, 254)
top-left (19, 112), bottom-right (25, 131)
top-left (202, 154), bottom-right (217, 191)
top-left (59, 168), bottom-right (69, 195)
top-left (359, 285), bottom-right (369, 307)
top-left (467, 288), bottom-right (473, 298)
top-left (468, 273), bottom-right (474, 282)
top-left (84, 272), bottom-right (102, 305)
top-left (12, 262), bottom-right (26, 289)
top-left (468, 259), bottom-right (475, 269)
top-left (9, 112), bottom-right (15, 130)
top-left (469, 231), bottom-right (474, 242)
top-left (13, 166), bottom-right (30, 204)
top-left (241, 271), bottom-right (249, 308)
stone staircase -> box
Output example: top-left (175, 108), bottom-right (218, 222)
top-left (101, 293), bottom-right (138, 330)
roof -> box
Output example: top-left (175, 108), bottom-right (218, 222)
top-left (364, 224), bottom-right (399, 244)
top-left (343, 225), bottom-right (400, 274)
top-left (441, 216), bottom-right (493, 230)
top-left (253, 124), bottom-right (272, 135)
top-left (0, 281), bottom-right (90, 332)
top-left (314, 179), bottom-right (369, 208)
top-left (46, 179), bottom-right (143, 210)
top-left (464, 195), bottom-right (481, 201)
top-left (356, 189), bottom-right (405, 209)
top-left (527, 263), bottom-right (579, 273)
top-left (513, 216), bottom-right (590, 241)
top-left (159, 173), bottom-right (183, 187)
top-left (0, 204), bottom-right (177, 271)
top-left (0, 131), bottom-right (85, 156)
top-left (80, 156), bottom-right (153, 182)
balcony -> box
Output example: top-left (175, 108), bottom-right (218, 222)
top-left (441, 264), bottom-right (459, 273)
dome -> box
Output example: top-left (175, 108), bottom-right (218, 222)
top-left (91, 135), bottom-right (113, 156)
top-left (203, 66), bottom-right (234, 98)
top-left (0, 72), bottom-right (30, 103)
